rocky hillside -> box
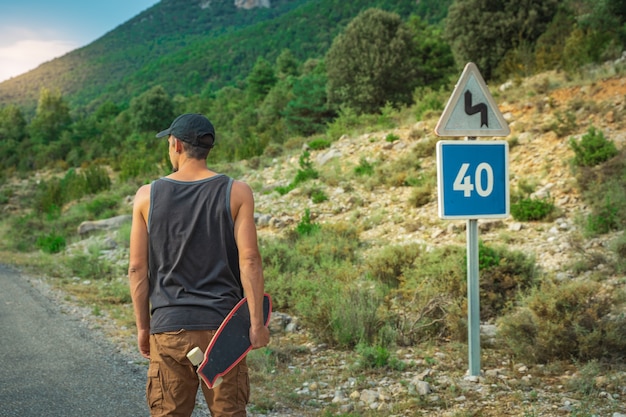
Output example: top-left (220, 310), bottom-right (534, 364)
top-left (233, 68), bottom-right (626, 416)
top-left (7, 66), bottom-right (626, 416)
top-left (250, 70), bottom-right (626, 272)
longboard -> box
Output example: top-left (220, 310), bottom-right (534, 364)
top-left (187, 294), bottom-right (271, 389)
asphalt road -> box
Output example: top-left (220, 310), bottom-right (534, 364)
top-left (0, 264), bottom-right (149, 417)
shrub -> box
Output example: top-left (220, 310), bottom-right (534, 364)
top-left (552, 111), bottom-right (577, 137)
top-left (310, 188), bottom-right (328, 204)
top-left (293, 151), bottom-right (318, 183)
top-left (307, 138), bottom-right (331, 150)
top-left (7, 214), bottom-right (42, 251)
top-left (611, 233), bottom-right (626, 273)
top-left (118, 144), bottom-right (162, 182)
top-left (411, 136), bottom-right (438, 159)
top-left (275, 151), bottom-right (319, 196)
top-left (356, 343), bottom-right (390, 368)
top-left (511, 196), bottom-right (555, 221)
top-left (33, 178), bottom-right (64, 216)
top-left (374, 152), bottom-right (422, 187)
top-left (476, 243), bottom-right (538, 319)
top-left (262, 143), bottom-right (283, 158)
top-left (384, 242), bottom-right (537, 344)
top-left (365, 243), bottom-right (423, 287)
top-left (570, 126), bottom-right (618, 167)
top-left (354, 158), bottom-right (375, 176)
top-left (498, 279), bottom-right (626, 363)
top-left (385, 133), bottom-right (400, 143)
top-left (82, 165), bottom-right (111, 194)
top-left (36, 232), bottom-right (66, 254)
top-left (330, 286), bottom-right (384, 347)
top-left (60, 168), bottom-right (87, 200)
top-left (408, 184), bottom-right (432, 207)
top-left (326, 106), bottom-right (377, 140)
top-left (295, 208), bottom-right (320, 236)
top-left (85, 195), bottom-right (119, 219)
top-left (585, 195), bottom-right (620, 234)
top-left (413, 87), bottom-right (446, 120)
top-left (261, 222), bottom-right (363, 346)
top-left (65, 252), bottom-right (117, 280)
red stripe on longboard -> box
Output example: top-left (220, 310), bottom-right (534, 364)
top-left (197, 293), bottom-right (271, 388)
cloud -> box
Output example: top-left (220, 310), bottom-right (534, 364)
top-left (0, 29), bottom-right (78, 82)
top-left (0, 22), bottom-right (78, 82)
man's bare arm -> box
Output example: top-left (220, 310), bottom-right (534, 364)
top-left (128, 184), bottom-right (151, 358)
top-left (231, 180), bottom-right (270, 349)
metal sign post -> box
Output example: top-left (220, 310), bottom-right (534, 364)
top-left (466, 207), bottom-right (480, 376)
top-left (434, 63), bottom-right (510, 377)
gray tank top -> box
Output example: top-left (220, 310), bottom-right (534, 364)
top-left (147, 174), bottom-right (242, 333)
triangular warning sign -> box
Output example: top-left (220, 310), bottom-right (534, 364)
top-left (435, 62), bottom-right (510, 137)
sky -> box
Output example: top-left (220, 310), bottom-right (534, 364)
top-left (0, 0), bottom-right (159, 83)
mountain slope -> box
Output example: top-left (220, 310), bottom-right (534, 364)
top-left (0, 0), bottom-right (434, 114)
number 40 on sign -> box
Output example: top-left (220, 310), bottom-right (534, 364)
top-left (436, 141), bottom-right (509, 219)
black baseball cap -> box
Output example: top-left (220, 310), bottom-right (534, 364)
top-left (156, 113), bottom-right (215, 148)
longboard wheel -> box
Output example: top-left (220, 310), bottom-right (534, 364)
top-left (187, 347), bottom-right (204, 367)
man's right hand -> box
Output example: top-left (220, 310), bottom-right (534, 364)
top-left (138, 328), bottom-right (150, 359)
top-left (249, 325), bottom-right (270, 350)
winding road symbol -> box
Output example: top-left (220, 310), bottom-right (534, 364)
top-left (464, 90), bottom-right (488, 127)
top-left (434, 62), bottom-right (509, 137)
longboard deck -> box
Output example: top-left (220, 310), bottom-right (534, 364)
top-left (197, 294), bottom-right (271, 389)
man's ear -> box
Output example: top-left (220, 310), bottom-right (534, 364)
top-left (174, 138), bottom-right (184, 153)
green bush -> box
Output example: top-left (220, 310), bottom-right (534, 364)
top-left (307, 138), bottom-right (331, 150)
top-left (385, 133), bottom-right (400, 143)
top-left (365, 243), bottom-right (422, 287)
top-left (36, 233), bottom-right (66, 254)
top-left (511, 196), bottom-right (555, 221)
top-left (32, 165), bottom-right (113, 216)
top-left (295, 208), bottom-right (320, 236)
top-left (275, 151), bottom-right (319, 195)
top-left (573, 148), bottom-right (626, 236)
top-left (60, 168), bottom-right (87, 200)
top-left (33, 179), bottom-right (64, 216)
top-left (310, 188), bottom-right (328, 204)
top-left (261, 222), bottom-right (365, 346)
top-left (7, 214), bottom-right (42, 251)
top-left (381, 242), bottom-right (537, 345)
top-left (476, 243), bottom-right (538, 319)
top-left (570, 126), bottom-right (618, 167)
top-left (65, 252), bottom-right (117, 280)
top-left (408, 184), bottom-right (432, 207)
top-left (354, 158), bottom-right (375, 176)
top-left (611, 233), bottom-right (626, 273)
top-left (83, 165), bottom-right (111, 194)
top-left (413, 87), bottom-right (446, 120)
top-left (585, 195), bottom-right (620, 234)
top-left (293, 151), bottom-right (318, 183)
top-left (330, 287), bottom-right (384, 347)
top-left (325, 106), bottom-right (380, 141)
top-left (498, 279), bottom-right (626, 363)
top-left (552, 111), bottom-right (577, 137)
top-left (85, 195), bottom-right (119, 219)
top-left (356, 343), bottom-right (389, 368)
top-left (374, 152), bottom-right (422, 187)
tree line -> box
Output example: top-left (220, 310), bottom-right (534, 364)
top-left (0, 0), bottom-right (624, 178)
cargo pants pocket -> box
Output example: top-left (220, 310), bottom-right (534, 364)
top-left (146, 362), bottom-right (164, 415)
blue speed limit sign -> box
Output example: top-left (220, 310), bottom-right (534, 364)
top-left (436, 141), bottom-right (509, 219)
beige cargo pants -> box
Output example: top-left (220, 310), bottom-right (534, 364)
top-left (147, 329), bottom-right (249, 417)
